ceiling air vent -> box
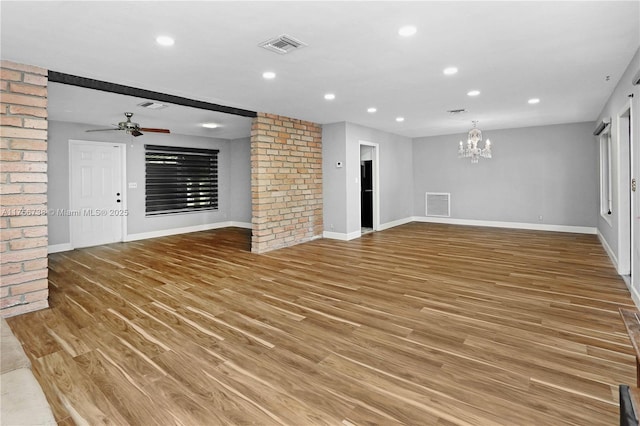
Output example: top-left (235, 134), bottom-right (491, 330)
top-left (138, 101), bottom-right (167, 110)
top-left (259, 34), bottom-right (307, 55)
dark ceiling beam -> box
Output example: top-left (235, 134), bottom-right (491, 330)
top-left (48, 71), bottom-right (257, 118)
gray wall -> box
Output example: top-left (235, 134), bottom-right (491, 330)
top-left (345, 123), bottom-right (413, 232)
top-left (228, 137), bottom-right (251, 223)
top-left (413, 122), bottom-right (598, 226)
top-left (322, 122), bottom-right (348, 233)
top-left (48, 120), bottom-right (251, 246)
top-left (322, 122), bottom-right (413, 236)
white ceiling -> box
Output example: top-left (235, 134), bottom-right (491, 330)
top-left (46, 83), bottom-right (254, 139)
top-left (1, 1), bottom-right (639, 139)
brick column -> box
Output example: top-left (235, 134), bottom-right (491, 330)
top-left (0, 61), bottom-right (49, 317)
top-left (251, 113), bottom-right (322, 253)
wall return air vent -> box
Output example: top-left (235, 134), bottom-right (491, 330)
top-left (426, 192), bottom-right (450, 217)
top-left (259, 34), bottom-right (307, 54)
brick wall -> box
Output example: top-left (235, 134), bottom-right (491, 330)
top-left (251, 113), bottom-right (322, 253)
top-left (0, 60), bottom-right (49, 317)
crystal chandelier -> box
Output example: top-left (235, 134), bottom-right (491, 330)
top-left (458, 121), bottom-right (492, 164)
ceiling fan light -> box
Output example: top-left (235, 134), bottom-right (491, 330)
top-left (86, 113), bottom-right (170, 136)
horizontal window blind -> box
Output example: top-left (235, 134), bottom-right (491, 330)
top-left (145, 144), bottom-right (219, 216)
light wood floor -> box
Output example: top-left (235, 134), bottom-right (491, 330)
top-left (6, 223), bottom-right (638, 425)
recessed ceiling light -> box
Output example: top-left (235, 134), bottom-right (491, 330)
top-left (262, 71), bottom-right (276, 79)
top-left (398, 25), bottom-right (417, 37)
top-left (202, 123), bottom-right (219, 129)
top-left (467, 90), bottom-right (481, 97)
top-left (367, 107), bottom-right (377, 113)
top-left (443, 67), bottom-right (458, 75)
top-left (156, 36), bottom-right (175, 46)
top-left (396, 117), bottom-right (405, 122)
top-left (528, 98), bottom-right (540, 104)
top-left (324, 93), bottom-right (335, 100)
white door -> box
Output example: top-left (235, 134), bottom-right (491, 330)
top-left (69, 141), bottom-right (125, 248)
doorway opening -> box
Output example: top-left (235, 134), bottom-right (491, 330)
top-left (359, 142), bottom-right (379, 234)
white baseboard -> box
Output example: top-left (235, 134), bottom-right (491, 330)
top-left (628, 281), bottom-right (640, 311)
top-left (48, 243), bottom-right (73, 254)
top-left (597, 229), bottom-right (619, 271)
top-left (346, 230), bottom-right (362, 240)
top-left (48, 223), bottom-right (252, 252)
top-left (228, 221), bottom-right (252, 229)
top-left (322, 216), bottom-right (595, 240)
top-left (322, 230), bottom-right (361, 241)
top-left (323, 217), bottom-right (412, 241)
top-left (322, 231), bottom-right (346, 240)
top-left (412, 216), bottom-right (597, 235)
top-left (378, 216), bottom-right (413, 231)
top-left (125, 221), bottom-right (248, 242)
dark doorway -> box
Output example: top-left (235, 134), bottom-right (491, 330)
top-left (361, 160), bottom-right (373, 228)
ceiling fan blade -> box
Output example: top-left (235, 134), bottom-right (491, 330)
top-left (131, 130), bottom-right (143, 137)
top-left (86, 128), bottom-right (119, 133)
top-left (139, 128), bottom-right (171, 134)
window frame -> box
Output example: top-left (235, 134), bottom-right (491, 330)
top-left (599, 125), bottom-right (612, 224)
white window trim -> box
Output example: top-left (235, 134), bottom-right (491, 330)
top-left (599, 124), bottom-right (612, 225)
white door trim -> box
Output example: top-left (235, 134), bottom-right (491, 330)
top-left (617, 101), bottom-right (632, 276)
top-left (68, 139), bottom-right (127, 249)
top-left (359, 140), bottom-right (380, 232)
top-left (628, 93), bottom-right (639, 294)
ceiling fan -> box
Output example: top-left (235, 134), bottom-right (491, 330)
top-left (86, 112), bottom-right (170, 137)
